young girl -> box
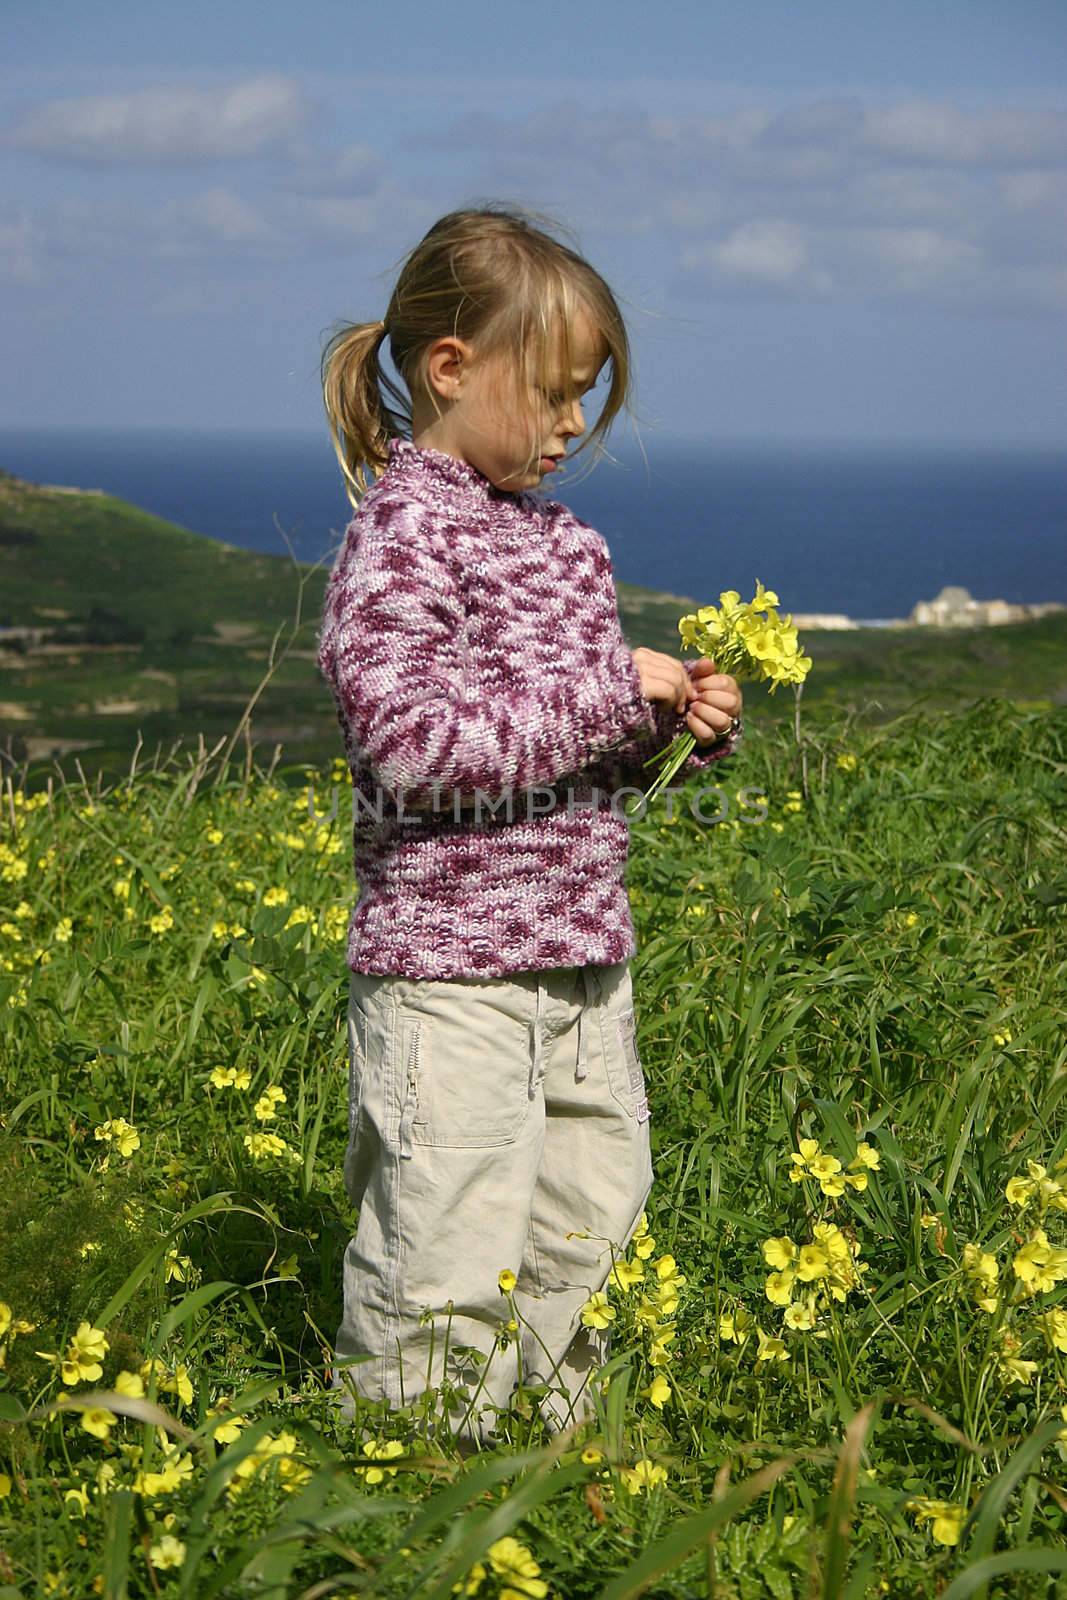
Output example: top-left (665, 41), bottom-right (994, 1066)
top-left (316, 204), bottom-right (743, 1452)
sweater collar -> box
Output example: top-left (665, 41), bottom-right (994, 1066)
top-left (384, 437), bottom-right (526, 509)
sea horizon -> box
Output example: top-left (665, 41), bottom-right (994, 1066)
top-left (2, 425), bottom-right (1065, 623)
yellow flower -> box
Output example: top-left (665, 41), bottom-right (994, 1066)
top-left (1006, 1174), bottom-right (1037, 1207)
top-left (852, 1142), bottom-right (880, 1170)
top-left (0, 1472), bottom-right (12, 1498)
top-left (765, 1270), bottom-right (796, 1306)
top-left (64, 1484), bottom-right (91, 1516)
top-left (817, 1196), bottom-right (854, 1235)
top-left (836, 753), bottom-right (857, 771)
top-left (486, 1535), bottom-right (549, 1596)
top-left (648, 1328), bottom-right (677, 1366)
top-left (243, 1132), bottom-right (297, 1162)
top-left (262, 886), bottom-right (289, 907)
top-left (253, 1086), bottom-right (287, 1121)
top-left (718, 1305), bottom-right (754, 1345)
top-left (1038, 1308), bottom-right (1067, 1354)
top-left (54, 916), bottom-right (73, 943)
top-left (60, 1321), bottom-right (109, 1384)
top-left (80, 1406), bottom-right (117, 1440)
top-left (908, 1498), bottom-right (965, 1546)
top-left (93, 1117), bottom-right (140, 1158)
top-left (209, 1065), bottom-right (238, 1088)
top-left (762, 1236), bottom-right (797, 1271)
top-left (134, 1449), bottom-right (195, 1497)
top-left (796, 1245), bottom-right (830, 1282)
top-left (755, 1328), bottom-right (790, 1365)
top-left (580, 1291), bottom-right (615, 1331)
top-left (148, 1535), bottom-right (187, 1570)
top-left (148, 907), bottom-right (174, 936)
top-left (112, 877), bottom-right (131, 900)
top-left (641, 1374), bottom-right (672, 1409)
top-left (115, 1370), bottom-right (145, 1399)
top-left (1013, 1228), bottom-right (1067, 1294)
top-left (618, 1458), bottom-right (668, 1496)
top-left (164, 1250), bottom-right (191, 1284)
top-left (608, 1256), bottom-right (644, 1293)
top-left (580, 1447), bottom-right (603, 1464)
top-left (961, 1243), bottom-right (998, 1287)
top-left (358, 1438), bottom-right (406, 1483)
top-left (497, 1268), bottom-right (517, 1294)
top-left (783, 1296), bottom-right (818, 1331)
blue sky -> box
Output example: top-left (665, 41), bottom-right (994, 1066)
top-left (3, 0), bottom-right (1066, 444)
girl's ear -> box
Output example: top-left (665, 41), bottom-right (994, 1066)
top-left (426, 336), bottom-right (472, 401)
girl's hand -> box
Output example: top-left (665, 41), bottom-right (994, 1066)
top-left (631, 648), bottom-right (698, 714)
top-left (684, 657), bottom-right (743, 745)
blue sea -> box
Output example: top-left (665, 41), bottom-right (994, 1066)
top-left (1, 427), bottom-right (1064, 622)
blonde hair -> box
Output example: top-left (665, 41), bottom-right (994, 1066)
top-left (320, 203), bottom-right (636, 508)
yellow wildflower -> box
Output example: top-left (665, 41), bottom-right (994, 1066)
top-left (755, 1328), bottom-right (790, 1365)
top-left (608, 1256), bottom-right (644, 1293)
top-left (641, 1374), bottom-right (672, 1409)
top-left (93, 1117), bottom-right (140, 1158)
top-left (718, 1305), bottom-right (754, 1345)
top-left (619, 1459), bottom-right (668, 1496)
top-left (784, 1296), bottom-right (818, 1331)
top-left (580, 1291), bottom-right (615, 1331)
top-left (148, 1535), bottom-right (187, 1570)
top-left (358, 1438), bottom-right (406, 1484)
top-left (64, 1485), bottom-right (91, 1516)
top-left (1013, 1228), bottom-right (1067, 1294)
top-left (498, 1268), bottom-right (517, 1294)
top-left (765, 1270), bottom-right (796, 1306)
top-left (80, 1406), bottom-right (116, 1440)
top-left (908, 1498), bottom-right (966, 1547)
top-left (763, 1237), bottom-right (798, 1271)
top-left (253, 1086), bottom-right (287, 1122)
top-left (796, 1244), bottom-right (830, 1282)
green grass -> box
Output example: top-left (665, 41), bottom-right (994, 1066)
top-left (2, 695), bottom-right (1066, 1597)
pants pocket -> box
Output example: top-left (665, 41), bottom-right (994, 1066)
top-left (603, 1005), bottom-right (651, 1123)
top-left (397, 985), bottom-right (532, 1149)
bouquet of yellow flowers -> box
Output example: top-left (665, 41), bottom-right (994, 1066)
top-left (639, 579), bottom-right (812, 808)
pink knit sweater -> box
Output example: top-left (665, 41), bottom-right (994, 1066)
top-left (316, 438), bottom-right (743, 978)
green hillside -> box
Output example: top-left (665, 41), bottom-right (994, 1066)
top-left (2, 467), bottom-right (1065, 786)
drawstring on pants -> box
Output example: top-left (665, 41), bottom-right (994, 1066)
top-left (529, 979), bottom-right (545, 1098)
top-left (574, 965), bottom-right (600, 1083)
top-left (529, 965), bottom-right (603, 1098)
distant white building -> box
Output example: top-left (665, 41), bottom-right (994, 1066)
top-left (909, 585), bottom-right (1064, 627)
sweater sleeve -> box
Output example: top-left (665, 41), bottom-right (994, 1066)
top-left (316, 493), bottom-right (662, 805)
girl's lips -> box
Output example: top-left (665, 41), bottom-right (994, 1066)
top-left (540, 456), bottom-right (559, 471)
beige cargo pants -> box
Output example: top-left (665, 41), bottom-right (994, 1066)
top-left (334, 958), bottom-right (654, 1449)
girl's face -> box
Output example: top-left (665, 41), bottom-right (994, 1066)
top-left (414, 306), bottom-right (608, 493)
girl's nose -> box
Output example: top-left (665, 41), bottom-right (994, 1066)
top-left (563, 398), bottom-right (585, 436)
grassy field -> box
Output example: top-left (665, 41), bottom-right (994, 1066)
top-left (2, 686), bottom-right (1066, 1596)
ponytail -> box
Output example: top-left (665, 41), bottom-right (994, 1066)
top-left (321, 318), bottom-right (403, 509)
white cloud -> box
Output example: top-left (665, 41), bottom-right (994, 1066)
top-left (861, 101), bottom-right (1067, 166)
top-left (691, 219), bottom-right (809, 283)
top-left (155, 188), bottom-right (275, 254)
top-left (5, 74), bottom-right (309, 164)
